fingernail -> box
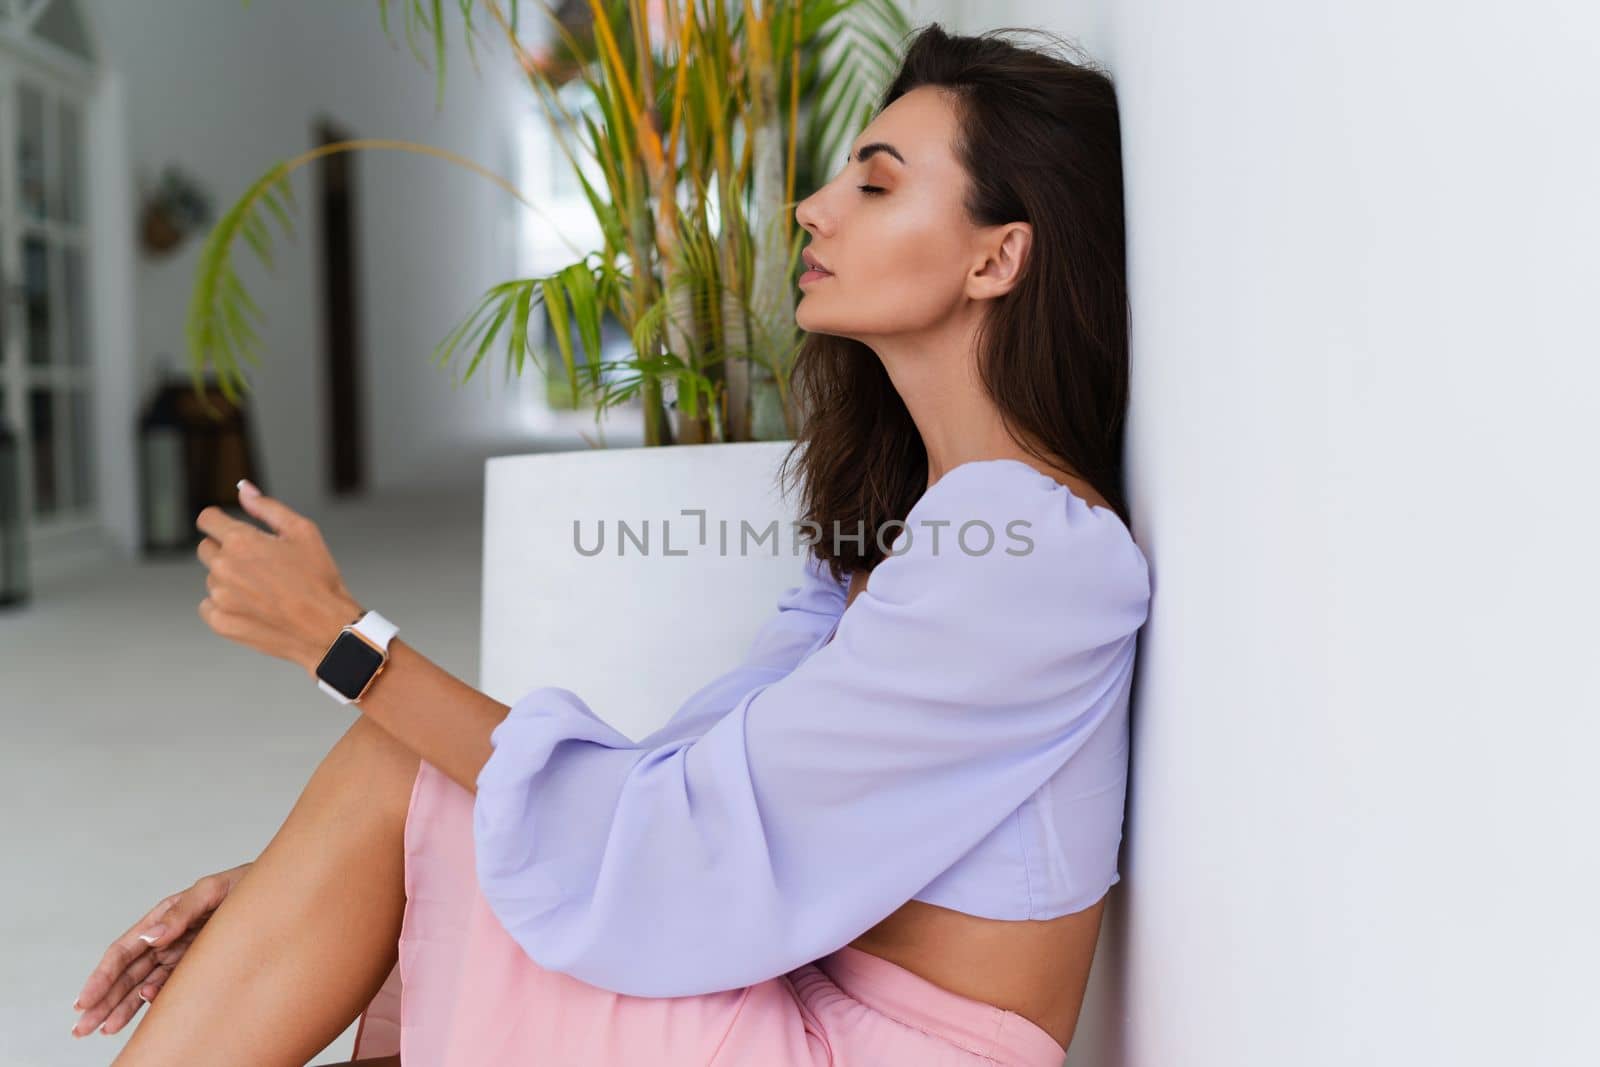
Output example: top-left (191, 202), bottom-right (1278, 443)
top-left (237, 478), bottom-right (260, 498)
top-left (138, 988), bottom-right (151, 1002)
top-left (138, 923), bottom-right (166, 944)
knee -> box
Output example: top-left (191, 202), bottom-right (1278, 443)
top-left (336, 716), bottom-right (422, 825)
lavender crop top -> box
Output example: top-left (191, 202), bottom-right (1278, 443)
top-left (473, 457), bottom-right (1152, 997)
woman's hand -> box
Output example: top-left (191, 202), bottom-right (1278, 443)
top-left (195, 479), bottom-right (364, 677)
top-left (71, 862), bottom-right (254, 1038)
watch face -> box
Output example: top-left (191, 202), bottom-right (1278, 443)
top-left (316, 630), bottom-right (385, 700)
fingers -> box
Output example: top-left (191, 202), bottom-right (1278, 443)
top-left (73, 925), bottom-right (200, 1038)
top-left (96, 968), bottom-right (162, 1037)
top-left (194, 504), bottom-right (258, 546)
top-left (73, 894), bottom-right (179, 1011)
top-left (143, 874), bottom-right (229, 952)
top-left (137, 955), bottom-right (178, 1002)
top-left (71, 871), bottom-right (242, 1038)
top-left (72, 950), bottom-right (160, 1037)
top-left (235, 481), bottom-right (312, 539)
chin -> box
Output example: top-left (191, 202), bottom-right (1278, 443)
top-left (795, 304), bottom-right (846, 337)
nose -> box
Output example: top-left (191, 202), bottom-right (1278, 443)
top-left (795, 188), bottom-right (828, 239)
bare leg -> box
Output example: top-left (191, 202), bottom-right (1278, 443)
top-left (111, 715), bottom-right (422, 1067)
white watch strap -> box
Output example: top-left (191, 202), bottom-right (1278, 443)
top-left (351, 609), bottom-right (398, 651)
top-left (317, 678), bottom-right (354, 704)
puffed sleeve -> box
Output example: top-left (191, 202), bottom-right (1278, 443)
top-left (631, 551), bottom-right (849, 749)
top-left (472, 467), bottom-right (1151, 997)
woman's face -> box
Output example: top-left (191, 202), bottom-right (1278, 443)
top-left (794, 86), bottom-right (994, 343)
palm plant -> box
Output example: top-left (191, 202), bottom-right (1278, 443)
top-left (187, 0), bottom-right (912, 445)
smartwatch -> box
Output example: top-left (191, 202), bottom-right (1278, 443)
top-left (315, 609), bottom-right (399, 705)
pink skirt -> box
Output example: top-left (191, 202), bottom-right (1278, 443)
top-left (351, 760), bottom-right (1067, 1067)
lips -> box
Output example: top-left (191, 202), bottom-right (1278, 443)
top-left (802, 249), bottom-right (832, 274)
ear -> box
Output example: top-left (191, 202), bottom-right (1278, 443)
top-left (968, 222), bottom-right (1033, 300)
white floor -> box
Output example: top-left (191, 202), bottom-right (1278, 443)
top-left (1, 480), bottom-right (496, 1066)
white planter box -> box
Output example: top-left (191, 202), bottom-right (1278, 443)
top-left (351, 440), bottom-right (817, 1060)
top-left (479, 440), bottom-right (813, 740)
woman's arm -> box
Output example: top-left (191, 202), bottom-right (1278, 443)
top-left (193, 481), bottom-right (511, 795)
top-left (297, 636), bottom-right (508, 797)
top-left (297, 550), bottom-right (848, 795)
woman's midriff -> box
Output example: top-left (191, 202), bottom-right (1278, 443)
top-left (845, 895), bottom-right (1106, 1055)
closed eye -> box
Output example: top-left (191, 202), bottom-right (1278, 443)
top-left (857, 185), bottom-right (885, 196)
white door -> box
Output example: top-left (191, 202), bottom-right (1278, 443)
top-left (0, 0), bottom-right (96, 544)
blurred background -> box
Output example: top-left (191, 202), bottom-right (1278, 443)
top-left (0, 0), bottom-right (958, 1063)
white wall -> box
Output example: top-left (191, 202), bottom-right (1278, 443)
top-left (932, 1), bottom-right (1600, 1063)
top-left (84, 0), bottom-right (545, 554)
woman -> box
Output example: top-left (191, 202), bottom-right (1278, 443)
top-left (71, 22), bottom-right (1147, 1066)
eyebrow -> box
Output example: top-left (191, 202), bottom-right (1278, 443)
top-left (850, 141), bottom-right (905, 166)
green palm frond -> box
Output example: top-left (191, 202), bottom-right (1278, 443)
top-left (435, 256), bottom-right (618, 409)
top-left (431, 279), bottom-right (533, 389)
top-left (183, 165), bottom-right (296, 415)
top-left (367, 0), bottom-right (525, 108)
top-left (186, 137), bottom-right (569, 406)
top-left (797, 0), bottom-right (912, 188)
top-left (218, 0), bottom-right (913, 444)
top-left (430, 0), bottom-right (912, 441)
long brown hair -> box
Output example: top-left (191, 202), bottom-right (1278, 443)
top-left (777, 23), bottom-right (1131, 584)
